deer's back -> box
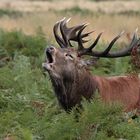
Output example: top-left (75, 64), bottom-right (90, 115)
top-left (94, 75), bottom-right (140, 111)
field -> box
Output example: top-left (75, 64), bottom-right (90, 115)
top-left (0, 0), bottom-right (140, 140)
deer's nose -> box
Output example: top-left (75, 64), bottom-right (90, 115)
top-left (46, 46), bottom-right (55, 53)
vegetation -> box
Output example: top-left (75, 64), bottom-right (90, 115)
top-left (0, 28), bottom-right (46, 67)
top-left (0, 9), bottom-right (22, 18)
top-left (52, 6), bottom-right (93, 16)
top-left (0, 0), bottom-right (140, 139)
top-left (0, 29), bottom-right (140, 140)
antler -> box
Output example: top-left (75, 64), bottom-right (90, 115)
top-left (78, 27), bottom-right (140, 58)
top-left (53, 17), bottom-right (93, 48)
top-left (53, 18), bottom-right (140, 58)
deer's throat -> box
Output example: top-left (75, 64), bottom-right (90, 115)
top-left (50, 71), bottom-right (98, 111)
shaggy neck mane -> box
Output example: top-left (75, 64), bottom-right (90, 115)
top-left (50, 68), bottom-right (98, 111)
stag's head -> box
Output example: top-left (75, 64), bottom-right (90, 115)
top-left (42, 18), bottom-right (140, 110)
top-left (43, 18), bottom-right (139, 81)
top-left (43, 46), bottom-right (81, 80)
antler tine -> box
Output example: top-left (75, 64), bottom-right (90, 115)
top-left (70, 23), bottom-right (89, 36)
top-left (122, 28), bottom-right (140, 52)
top-left (59, 18), bottom-right (92, 46)
top-left (80, 30), bottom-right (95, 43)
top-left (99, 30), bottom-right (140, 58)
top-left (135, 27), bottom-right (138, 37)
top-left (103, 34), bottom-right (139, 58)
top-left (53, 18), bottom-right (66, 48)
top-left (68, 24), bottom-right (92, 47)
top-left (54, 18), bottom-right (94, 48)
top-left (88, 32), bottom-right (104, 51)
top-left (101, 31), bottom-right (125, 56)
top-left (77, 24), bottom-right (89, 51)
top-left (106, 29), bottom-right (140, 57)
top-left (79, 28), bottom-right (140, 58)
top-left (78, 31), bottom-right (103, 56)
top-left (118, 28), bottom-right (139, 54)
top-left (53, 19), bottom-right (140, 58)
top-left (59, 18), bottom-right (70, 47)
top-left (82, 30), bottom-right (95, 38)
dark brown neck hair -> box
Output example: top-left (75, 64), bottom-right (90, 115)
top-left (49, 67), bottom-right (98, 111)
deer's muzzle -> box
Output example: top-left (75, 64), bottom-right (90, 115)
top-left (42, 47), bottom-right (55, 71)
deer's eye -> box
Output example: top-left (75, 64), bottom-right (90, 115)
top-left (65, 53), bottom-right (74, 60)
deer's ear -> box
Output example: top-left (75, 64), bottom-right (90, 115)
top-left (78, 57), bottom-right (99, 68)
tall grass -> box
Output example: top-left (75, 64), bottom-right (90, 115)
top-left (0, 29), bottom-right (140, 139)
top-left (0, 8), bottom-right (139, 42)
top-left (0, 9), bottom-right (22, 18)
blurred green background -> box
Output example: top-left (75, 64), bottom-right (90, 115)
top-left (0, 0), bottom-right (140, 140)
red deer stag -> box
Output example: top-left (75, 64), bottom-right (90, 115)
top-left (42, 18), bottom-right (140, 112)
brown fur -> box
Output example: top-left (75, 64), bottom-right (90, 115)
top-left (43, 47), bottom-right (140, 112)
top-left (94, 75), bottom-right (140, 111)
top-left (49, 66), bottom-right (98, 111)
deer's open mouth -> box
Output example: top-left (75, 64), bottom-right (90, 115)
top-left (46, 51), bottom-right (53, 63)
